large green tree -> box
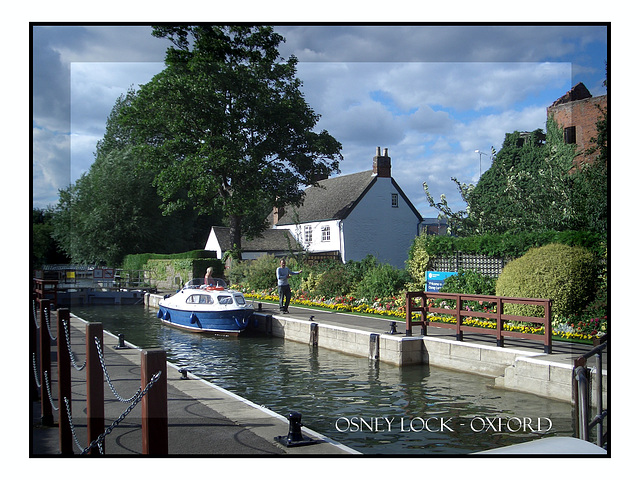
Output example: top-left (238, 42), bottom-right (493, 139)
top-left (119, 26), bottom-right (342, 258)
top-left (52, 93), bottom-right (218, 265)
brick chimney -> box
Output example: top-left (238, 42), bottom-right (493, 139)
top-left (273, 205), bottom-right (285, 226)
top-left (373, 147), bottom-right (391, 177)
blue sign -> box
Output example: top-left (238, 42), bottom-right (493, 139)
top-left (425, 271), bottom-right (457, 292)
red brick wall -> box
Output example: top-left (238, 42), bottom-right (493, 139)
top-left (547, 95), bottom-right (607, 165)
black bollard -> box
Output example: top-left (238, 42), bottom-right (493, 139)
top-left (274, 411), bottom-right (320, 447)
top-left (114, 333), bottom-right (130, 350)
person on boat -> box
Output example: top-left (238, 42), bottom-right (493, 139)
top-left (276, 259), bottom-right (301, 314)
top-left (204, 267), bottom-right (215, 286)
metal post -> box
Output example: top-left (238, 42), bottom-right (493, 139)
top-left (39, 299), bottom-right (54, 426)
top-left (86, 323), bottom-right (104, 455)
top-left (57, 309), bottom-right (73, 454)
top-left (141, 349), bottom-right (168, 455)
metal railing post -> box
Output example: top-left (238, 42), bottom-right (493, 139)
top-left (56, 308), bottom-right (73, 454)
top-left (86, 323), bottom-right (104, 455)
top-left (141, 349), bottom-right (168, 455)
top-left (39, 299), bottom-right (54, 426)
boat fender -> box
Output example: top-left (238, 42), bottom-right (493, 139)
top-left (190, 313), bottom-right (198, 324)
top-left (235, 317), bottom-right (249, 329)
top-left (163, 310), bottom-right (171, 321)
top-left (157, 309), bottom-right (163, 319)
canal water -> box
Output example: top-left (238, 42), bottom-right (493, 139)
top-left (71, 304), bottom-right (576, 455)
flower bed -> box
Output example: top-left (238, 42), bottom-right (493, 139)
top-left (236, 286), bottom-right (606, 343)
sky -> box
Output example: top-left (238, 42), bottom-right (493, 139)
top-left (31, 23), bottom-right (609, 220)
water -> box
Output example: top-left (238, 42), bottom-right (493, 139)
top-left (71, 304), bottom-right (576, 454)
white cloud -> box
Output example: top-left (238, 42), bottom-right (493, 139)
top-left (31, 24), bottom-right (607, 218)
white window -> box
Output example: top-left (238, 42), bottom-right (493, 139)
top-left (321, 225), bottom-right (331, 242)
top-left (391, 193), bottom-right (399, 208)
top-left (304, 225), bottom-right (312, 243)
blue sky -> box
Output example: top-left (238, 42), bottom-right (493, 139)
top-left (32, 24), bottom-right (608, 219)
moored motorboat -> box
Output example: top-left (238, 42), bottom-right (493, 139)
top-left (157, 278), bottom-right (253, 335)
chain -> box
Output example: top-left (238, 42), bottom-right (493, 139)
top-left (94, 336), bottom-right (141, 403)
top-left (78, 370), bottom-right (162, 455)
top-left (43, 370), bottom-right (59, 411)
top-left (32, 353), bottom-right (41, 388)
top-left (63, 397), bottom-right (85, 453)
top-left (32, 300), bottom-right (39, 329)
top-left (44, 307), bottom-right (57, 341)
top-left (62, 319), bottom-right (86, 371)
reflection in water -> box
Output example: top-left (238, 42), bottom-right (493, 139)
top-left (72, 305), bottom-right (575, 454)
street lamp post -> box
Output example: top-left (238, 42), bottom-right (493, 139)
top-left (475, 150), bottom-right (487, 178)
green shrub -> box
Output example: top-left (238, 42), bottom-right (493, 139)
top-left (356, 264), bottom-right (410, 300)
top-left (440, 269), bottom-right (496, 295)
top-left (495, 243), bottom-right (598, 318)
top-left (314, 268), bottom-right (352, 297)
top-left (245, 255), bottom-right (280, 291)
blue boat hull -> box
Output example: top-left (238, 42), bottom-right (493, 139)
top-left (157, 306), bottom-right (253, 335)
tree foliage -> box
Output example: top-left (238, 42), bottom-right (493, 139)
top-left (51, 93), bottom-right (218, 265)
top-left (424, 114), bottom-right (608, 238)
top-left (118, 26), bottom-right (342, 258)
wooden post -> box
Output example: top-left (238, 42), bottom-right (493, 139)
top-left (86, 323), bottom-right (104, 455)
top-left (39, 299), bottom-right (53, 426)
top-left (57, 309), bottom-right (73, 454)
top-left (544, 299), bottom-right (553, 354)
top-left (141, 349), bottom-right (168, 455)
top-left (30, 295), bottom-right (39, 402)
top-left (496, 298), bottom-right (504, 347)
top-left (405, 294), bottom-right (412, 336)
top-left (455, 294), bottom-right (463, 342)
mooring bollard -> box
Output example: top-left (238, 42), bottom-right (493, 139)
top-left (114, 333), bottom-right (130, 350)
top-left (274, 411), bottom-right (319, 448)
top-left (86, 322), bottom-right (105, 455)
top-left (310, 322), bottom-right (319, 347)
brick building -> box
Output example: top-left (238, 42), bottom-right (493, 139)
top-left (547, 82), bottom-right (607, 166)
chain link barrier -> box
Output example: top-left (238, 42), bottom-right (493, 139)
top-left (44, 306), bottom-right (57, 342)
top-left (64, 370), bottom-right (162, 455)
top-left (32, 353), bottom-right (41, 388)
top-left (43, 370), bottom-right (59, 412)
top-left (94, 336), bottom-right (141, 403)
top-left (62, 319), bottom-right (86, 371)
top-left (33, 305), bottom-right (164, 455)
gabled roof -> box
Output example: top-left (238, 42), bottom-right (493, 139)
top-left (275, 170), bottom-right (422, 225)
top-left (275, 171), bottom-right (376, 225)
top-left (211, 226), bottom-right (300, 252)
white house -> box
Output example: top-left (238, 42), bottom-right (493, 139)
top-left (204, 226), bottom-right (300, 261)
top-left (272, 147), bottom-right (423, 268)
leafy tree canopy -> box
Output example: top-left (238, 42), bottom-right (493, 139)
top-left (119, 25), bottom-right (343, 257)
top-left (424, 115), bottom-right (607, 238)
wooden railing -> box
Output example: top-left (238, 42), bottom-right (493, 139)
top-left (33, 278), bottom-right (59, 309)
top-left (405, 291), bottom-right (553, 353)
